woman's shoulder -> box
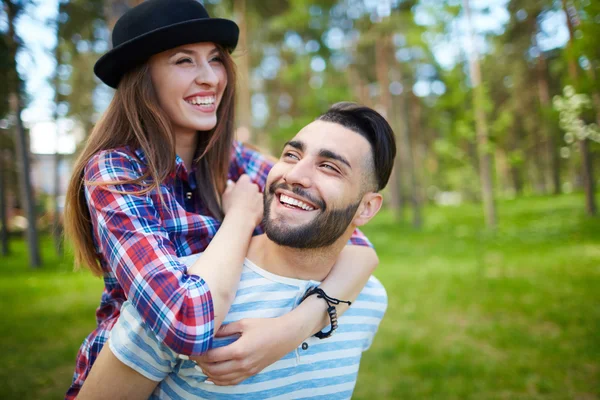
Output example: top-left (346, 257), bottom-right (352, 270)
top-left (231, 140), bottom-right (277, 165)
top-left (84, 146), bottom-right (145, 182)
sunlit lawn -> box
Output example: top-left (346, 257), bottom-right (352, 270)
top-left (0, 193), bottom-right (598, 399)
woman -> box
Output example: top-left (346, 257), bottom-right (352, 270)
top-left (64, 0), bottom-right (378, 398)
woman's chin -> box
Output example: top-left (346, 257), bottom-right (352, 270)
top-left (188, 118), bottom-right (218, 132)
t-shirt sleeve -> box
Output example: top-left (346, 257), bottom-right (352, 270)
top-left (357, 277), bottom-right (388, 351)
top-left (109, 301), bottom-right (179, 382)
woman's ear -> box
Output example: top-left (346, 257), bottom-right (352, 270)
top-left (353, 192), bottom-right (383, 227)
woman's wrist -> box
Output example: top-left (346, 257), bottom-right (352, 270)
top-left (286, 295), bottom-right (329, 340)
top-left (223, 208), bottom-right (259, 232)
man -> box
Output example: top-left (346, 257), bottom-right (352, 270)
top-left (79, 102), bottom-right (396, 399)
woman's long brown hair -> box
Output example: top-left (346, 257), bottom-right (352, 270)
top-left (64, 47), bottom-right (237, 276)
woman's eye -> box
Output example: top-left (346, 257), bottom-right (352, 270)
top-left (176, 58), bottom-right (192, 65)
top-left (210, 56), bottom-right (224, 63)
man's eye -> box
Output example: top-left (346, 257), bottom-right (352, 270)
top-left (322, 164), bottom-right (339, 173)
top-left (284, 152), bottom-right (299, 160)
top-left (176, 58), bottom-right (193, 65)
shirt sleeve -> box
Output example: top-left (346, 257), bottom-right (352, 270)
top-left (109, 301), bottom-right (179, 382)
top-left (347, 228), bottom-right (373, 248)
top-left (228, 141), bottom-right (273, 193)
top-left (85, 149), bottom-right (214, 356)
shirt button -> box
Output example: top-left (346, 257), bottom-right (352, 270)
top-left (301, 342), bottom-right (309, 350)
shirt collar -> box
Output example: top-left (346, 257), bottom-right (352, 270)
top-left (133, 147), bottom-right (195, 187)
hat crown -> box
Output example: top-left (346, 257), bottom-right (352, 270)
top-left (113, 0), bottom-right (211, 47)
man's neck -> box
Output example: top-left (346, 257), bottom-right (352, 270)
top-left (247, 234), bottom-right (350, 282)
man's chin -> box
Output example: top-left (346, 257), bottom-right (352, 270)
top-left (270, 207), bottom-right (319, 225)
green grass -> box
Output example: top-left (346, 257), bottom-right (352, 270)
top-left (0, 193), bottom-right (599, 399)
top-left (356, 194), bottom-right (600, 400)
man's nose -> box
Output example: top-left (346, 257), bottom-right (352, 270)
top-left (283, 159), bottom-right (313, 188)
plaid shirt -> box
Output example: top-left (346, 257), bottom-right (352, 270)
top-left (66, 141), bottom-right (371, 399)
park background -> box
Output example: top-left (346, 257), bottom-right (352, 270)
top-left (1, 0), bottom-right (599, 398)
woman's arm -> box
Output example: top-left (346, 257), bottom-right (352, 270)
top-left (286, 244), bottom-right (378, 334)
top-left (193, 244), bottom-right (378, 385)
top-left (186, 175), bottom-right (263, 331)
top-left (77, 342), bottom-right (158, 400)
top-left (85, 150), bottom-right (261, 356)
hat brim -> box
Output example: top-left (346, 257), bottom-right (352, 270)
top-left (94, 18), bottom-right (239, 88)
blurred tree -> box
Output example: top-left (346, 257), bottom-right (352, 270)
top-left (51, 0), bottom-right (104, 255)
top-left (0, 22), bottom-right (11, 256)
top-left (57, 0), bottom-right (105, 137)
top-left (0, 149), bottom-right (8, 256)
top-left (3, 0), bottom-right (41, 267)
top-left (463, 0), bottom-right (496, 228)
top-left (232, 0), bottom-right (252, 143)
top-left (371, 2), bottom-right (425, 228)
top-left (561, 0), bottom-right (596, 216)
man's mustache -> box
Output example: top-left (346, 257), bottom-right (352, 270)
top-left (268, 181), bottom-right (326, 211)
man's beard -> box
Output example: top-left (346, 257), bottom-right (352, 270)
top-left (263, 181), bottom-right (361, 249)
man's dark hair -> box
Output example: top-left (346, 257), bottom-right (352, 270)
top-left (317, 102), bottom-right (396, 192)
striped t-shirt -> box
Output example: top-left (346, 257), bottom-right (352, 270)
top-left (109, 256), bottom-right (387, 399)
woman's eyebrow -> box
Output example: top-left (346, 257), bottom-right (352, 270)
top-left (169, 49), bottom-right (195, 58)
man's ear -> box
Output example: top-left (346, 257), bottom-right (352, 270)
top-left (353, 192), bottom-right (383, 227)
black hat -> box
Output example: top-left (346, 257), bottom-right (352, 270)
top-left (94, 0), bottom-right (239, 88)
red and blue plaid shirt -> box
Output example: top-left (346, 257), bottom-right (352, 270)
top-left (66, 141), bottom-right (371, 399)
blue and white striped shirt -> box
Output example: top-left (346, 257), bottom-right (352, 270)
top-left (109, 256), bottom-right (387, 399)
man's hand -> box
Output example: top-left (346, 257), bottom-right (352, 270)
top-left (191, 316), bottom-right (305, 386)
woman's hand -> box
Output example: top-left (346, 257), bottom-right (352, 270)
top-left (221, 174), bottom-right (263, 226)
top-left (191, 316), bottom-right (306, 386)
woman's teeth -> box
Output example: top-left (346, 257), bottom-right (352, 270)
top-left (186, 96), bottom-right (215, 105)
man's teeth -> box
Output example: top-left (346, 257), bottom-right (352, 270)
top-left (280, 194), bottom-right (315, 211)
top-left (187, 96), bottom-right (215, 105)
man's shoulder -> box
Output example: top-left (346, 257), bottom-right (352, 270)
top-left (357, 275), bottom-right (388, 304)
top-left (342, 275), bottom-right (388, 325)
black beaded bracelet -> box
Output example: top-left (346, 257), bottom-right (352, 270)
top-left (301, 287), bottom-right (352, 339)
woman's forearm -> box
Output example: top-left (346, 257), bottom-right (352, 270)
top-left (285, 245), bottom-right (379, 338)
top-left (187, 210), bottom-right (256, 332)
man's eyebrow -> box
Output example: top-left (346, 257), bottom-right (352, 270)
top-left (319, 149), bottom-right (351, 169)
top-left (284, 140), bottom-right (304, 151)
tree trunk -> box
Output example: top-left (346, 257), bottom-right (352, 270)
top-left (408, 92), bottom-right (423, 228)
top-left (537, 50), bottom-right (561, 194)
top-left (6, 1), bottom-right (41, 267)
top-left (52, 8), bottom-right (63, 257)
top-left (52, 146), bottom-right (63, 257)
top-left (0, 149), bottom-right (9, 256)
top-left (529, 116), bottom-right (548, 194)
top-left (10, 94), bottom-right (41, 267)
top-left (536, 52), bottom-right (561, 194)
top-left (464, 0), bottom-right (496, 228)
top-left (233, 0), bottom-right (254, 145)
top-left (562, 0), bottom-right (596, 215)
top-left (375, 35), bottom-right (403, 220)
